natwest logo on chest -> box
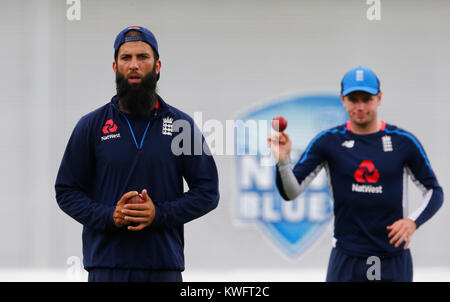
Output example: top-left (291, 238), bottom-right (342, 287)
top-left (102, 119), bottom-right (118, 134)
top-left (352, 160), bottom-right (383, 194)
top-left (101, 119), bottom-right (121, 141)
top-left (354, 160), bottom-right (380, 183)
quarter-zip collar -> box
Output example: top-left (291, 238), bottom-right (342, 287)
top-left (109, 94), bottom-right (173, 150)
top-left (110, 94), bottom-right (173, 116)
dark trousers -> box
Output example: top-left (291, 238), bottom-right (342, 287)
top-left (326, 247), bottom-right (413, 282)
top-left (88, 268), bottom-right (183, 282)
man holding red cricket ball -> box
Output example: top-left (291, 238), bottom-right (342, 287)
top-left (55, 26), bottom-right (219, 282)
top-left (268, 67), bottom-right (443, 282)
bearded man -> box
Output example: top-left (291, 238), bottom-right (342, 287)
top-left (55, 26), bottom-right (220, 282)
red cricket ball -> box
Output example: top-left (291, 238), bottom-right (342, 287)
top-left (272, 116), bottom-right (287, 132)
top-left (126, 195), bottom-right (145, 204)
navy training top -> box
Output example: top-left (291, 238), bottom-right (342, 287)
top-left (276, 121), bottom-right (443, 258)
top-left (55, 95), bottom-right (220, 270)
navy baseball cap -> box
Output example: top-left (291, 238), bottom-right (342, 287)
top-left (114, 26), bottom-right (159, 60)
top-left (341, 66), bottom-right (380, 96)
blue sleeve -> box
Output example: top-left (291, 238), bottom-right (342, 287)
top-left (55, 117), bottom-right (116, 232)
top-left (276, 132), bottom-right (326, 200)
top-left (151, 118), bottom-right (219, 228)
top-left (405, 135), bottom-right (444, 228)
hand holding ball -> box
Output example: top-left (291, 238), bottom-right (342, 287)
top-left (268, 116), bottom-right (290, 163)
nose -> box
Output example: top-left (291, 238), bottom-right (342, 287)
top-left (355, 100), bottom-right (365, 110)
top-left (129, 56), bottom-right (139, 71)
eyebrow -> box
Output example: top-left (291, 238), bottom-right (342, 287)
top-left (120, 52), bottom-right (151, 57)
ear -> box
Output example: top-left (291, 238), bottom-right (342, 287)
top-left (155, 59), bottom-right (162, 76)
top-left (376, 91), bottom-right (382, 106)
top-left (112, 61), bottom-right (117, 73)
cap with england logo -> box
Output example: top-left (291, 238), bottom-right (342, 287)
top-left (341, 66), bottom-right (380, 96)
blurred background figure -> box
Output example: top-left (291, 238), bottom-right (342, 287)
top-left (268, 66), bottom-right (443, 281)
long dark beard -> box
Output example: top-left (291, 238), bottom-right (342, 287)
top-left (116, 67), bottom-right (158, 118)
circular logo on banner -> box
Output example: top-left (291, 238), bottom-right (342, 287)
top-left (234, 93), bottom-right (347, 258)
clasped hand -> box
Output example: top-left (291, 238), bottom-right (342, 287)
top-left (113, 189), bottom-right (156, 231)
